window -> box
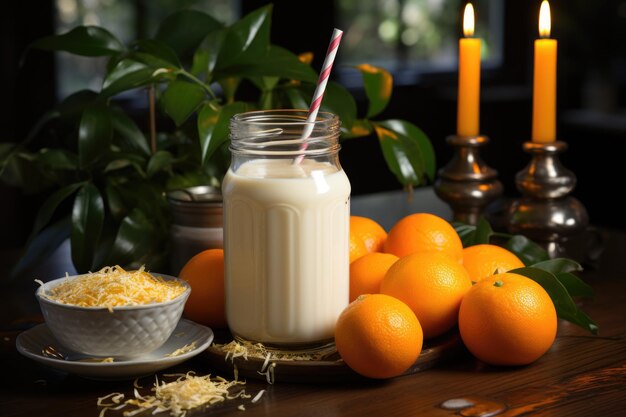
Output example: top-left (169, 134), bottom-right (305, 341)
top-left (337, 0), bottom-right (503, 85)
top-left (54, 0), bottom-right (239, 99)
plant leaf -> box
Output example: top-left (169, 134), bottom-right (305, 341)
top-left (132, 39), bottom-right (181, 67)
top-left (8, 217), bottom-right (73, 282)
top-left (147, 150), bottom-right (175, 177)
top-left (161, 79), bottom-right (206, 126)
top-left (504, 235), bottom-right (550, 266)
top-left (216, 5), bottom-right (272, 69)
top-left (78, 102), bottom-right (112, 168)
top-left (473, 217), bottom-right (494, 245)
top-left (36, 149), bottom-right (79, 170)
top-left (110, 107), bottom-right (151, 157)
top-left (195, 29), bottom-right (228, 77)
top-left (531, 258), bottom-right (583, 274)
top-left (341, 119), bottom-right (373, 139)
top-left (57, 90), bottom-right (99, 123)
top-left (321, 82), bottom-right (356, 130)
top-left (30, 26), bottom-right (124, 56)
top-left (105, 208), bottom-right (159, 267)
top-left (453, 222), bottom-right (478, 247)
top-left (105, 182), bottom-right (127, 221)
top-left (101, 59), bottom-right (169, 97)
top-left (155, 10), bottom-right (223, 56)
top-left (373, 120), bottom-right (435, 186)
top-left (355, 64), bottom-right (393, 118)
top-left (28, 182), bottom-right (84, 244)
top-left (510, 266), bottom-right (599, 334)
top-left (71, 183), bottom-right (105, 273)
top-left (197, 101), bottom-right (248, 164)
top-left (215, 46), bottom-right (317, 83)
top-left (555, 272), bottom-right (594, 298)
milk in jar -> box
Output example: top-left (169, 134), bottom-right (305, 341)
top-left (223, 110), bottom-right (350, 348)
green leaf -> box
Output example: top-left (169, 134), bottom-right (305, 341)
top-left (216, 5), bottom-right (272, 69)
top-left (453, 222), bottom-right (478, 247)
top-left (78, 102), bottom-right (112, 168)
top-left (105, 209), bottom-right (159, 267)
top-left (71, 183), bottom-right (105, 273)
top-left (132, 39), bottom-right (181, 67)
top-left (373, 120), bottom-right (435, 186)
top-left (195, 29), bottom-right (228, 76)
top-left (110, 107), bottom-right (151, 157)
top-left (473, 217), bottom-right (494, 245)
top-left (147, 150), bottom-right (175, 177)
top-left (57, 90), bottom-right (99, 123)
top-left (166, 172), bottom-right (216, 190)
top-left (218, 77), bottom-right (242, 103)
top-left (191, 49), bottom-right (210, 76)
top-left (36, 149), bottom-right (78, 170)
top-left (504, 235), bottom-right (550, 266)
top-left (321, 82), bottom-right (357, 130)
top-left (215, 46), bottom-right (317, 83)
top-left (355, 64), bottom-right (393, 118)
top-left (531, 258), bottom-right (583, 274)
top-left (8, 217), bottom-right (72, 282)
top-left (555, 272), bottom-right (594, 298)
top-left (511, 267), bottom-right (599, 334)
top-left (284, 86), bottom-right (309, 110)
top-left (101, 59), bottom-right (168, 97)
top-left (105, 182), bottom-right (126, 221)
top-left (198, 101), bottom-right (248, 164)
top-left (28, 183), bottom-right (84, 244)
top-left (30, 26), bottom-right (124, 57)
top-left (341, 119), bottom-right (373, 139)
top-left (102, 152), bottom-right (147, 176)
top-left (155, 10), bottom-right (223, 56)
top-left (161, 79), bottom-right (206, 126)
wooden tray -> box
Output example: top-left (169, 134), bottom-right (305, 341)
top-left (203, 330), bottom-right (464, 383)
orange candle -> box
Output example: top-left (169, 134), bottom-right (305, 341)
top-left (532, 0), bottom-right (557, 143)
top-left (457, 3), bottom-right (481, 137)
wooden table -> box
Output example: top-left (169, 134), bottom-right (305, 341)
top-left (1, 201), bottom-right (625, 416)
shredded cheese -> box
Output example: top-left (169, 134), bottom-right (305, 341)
top-left (213, 339), bottom-right (330, 362)
top-left (39, 266), bottom-right (185, 311)
top-left (165, 341), bottom-right (197, 358)
top-left (97, 372), bottom-right (248, 417)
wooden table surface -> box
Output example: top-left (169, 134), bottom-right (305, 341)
top-left (1, 222), bottom-right (625, 416)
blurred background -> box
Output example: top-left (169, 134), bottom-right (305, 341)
top-left (2, 0), bottom-right (625, 253)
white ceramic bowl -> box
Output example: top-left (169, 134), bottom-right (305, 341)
top-left (36, 274), bottom-right (190, 358)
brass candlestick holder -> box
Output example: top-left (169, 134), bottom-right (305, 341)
top-left (507, 141), bottom-right (588, 258)
top-left (434, 135), bottom-right (503, 225)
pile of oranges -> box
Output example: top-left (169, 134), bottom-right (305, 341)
top-left (343, 213), bottom-right (557, 378)
top-left (178, 212), bottom-right (558, 380)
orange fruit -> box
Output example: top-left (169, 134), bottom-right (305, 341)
top-left (335, 294), bottom-right (423, 379)
top-left (463, 244), bottom-right (524, 283)
top-left (380, 251), bottom-right (472, 339)
top-left (179, 249), bottom-right (227, 328)
top-left (383, 213), bottom-right (463, 261)
top-left (349, 252), bottom-right (399, 302)
top-left (350, 216), bottom-right (387, 253)
top-left (349, 233), bottom-right (369, 263)
top-left (459, 272), bottom-right (557, 366)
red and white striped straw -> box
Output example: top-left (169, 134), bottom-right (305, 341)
top-left (295, 28), bottom-right (343, 163)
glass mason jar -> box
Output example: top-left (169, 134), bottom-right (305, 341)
top-left (223, 109), bottom-right (351, 349)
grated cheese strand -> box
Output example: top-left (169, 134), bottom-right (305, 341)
top-left (97, 372), bottom-right (247, 417)
top-left (39, 265), bottom-right (185, 311)
top-left (165, 341), bottom-right (197, 358)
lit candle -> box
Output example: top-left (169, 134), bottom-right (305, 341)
top-left (457, 3), bottom-right (481, 137)
top-left (532, 0), bottom-right (557, 143)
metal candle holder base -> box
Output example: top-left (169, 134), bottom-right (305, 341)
top-left (507, 141), bottom-right (588, 258)
top-left (434, 135), bottom-right (503, 225)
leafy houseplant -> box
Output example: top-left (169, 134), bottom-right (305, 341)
top-left (0, 5), bottom-right (435, 277)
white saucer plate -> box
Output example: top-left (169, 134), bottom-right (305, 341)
top-left (16, 319), bottom-right (213, 380)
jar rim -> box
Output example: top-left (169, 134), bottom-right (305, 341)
top-left (231, 109), bottom-right (339, 128)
